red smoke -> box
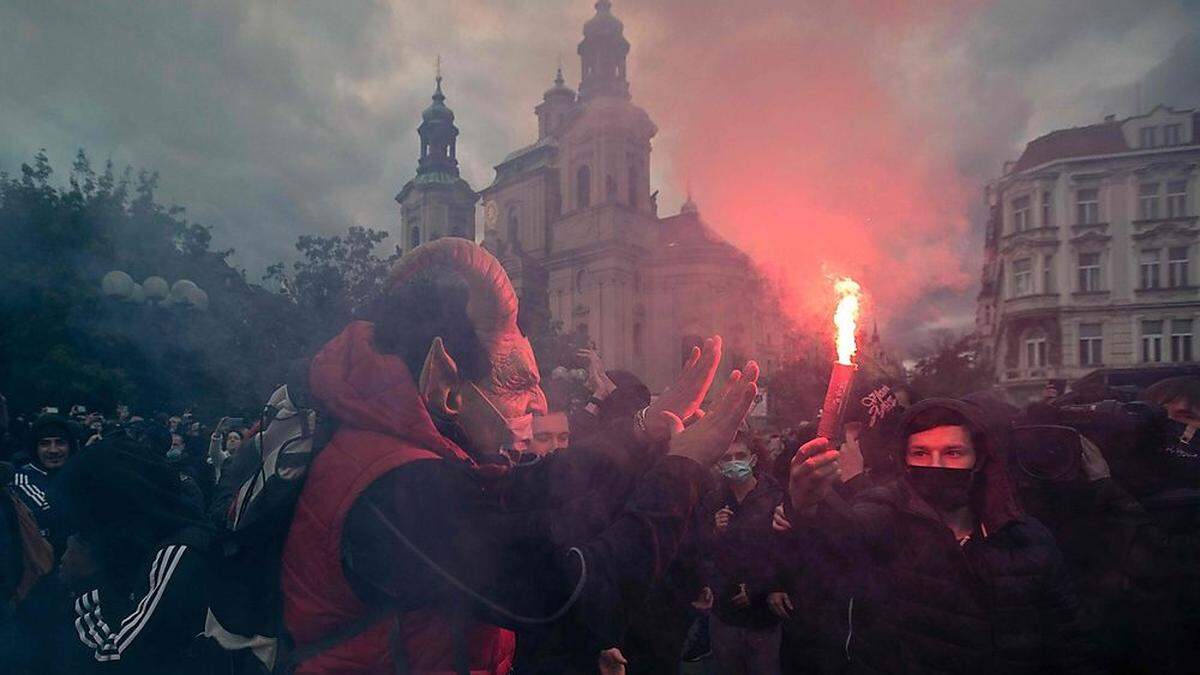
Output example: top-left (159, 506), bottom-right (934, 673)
top-left (626, 0), bottom-right (985, 335)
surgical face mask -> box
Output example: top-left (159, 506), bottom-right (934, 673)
top-left (907, 466), bottom-right (973, 512)
top-left (458, 381), bottom-right (534, 456)
top-left (718, 458), bottom-right (756, 483)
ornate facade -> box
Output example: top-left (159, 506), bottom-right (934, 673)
top-left (478, 1), bottom-right (794, 392)
top-left (976, 105), bottom-right (1200, 403)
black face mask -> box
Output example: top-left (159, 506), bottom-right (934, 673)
top-left (907, 466), bottom-right (974, 512)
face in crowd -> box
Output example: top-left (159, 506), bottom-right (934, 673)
top-left (717, 439), bottom-right (757, 483)
top-left (225, 430), bottom-right (243, 453)
top-left (528, 412), bottom-right (570, 457)
top-left (904, 424), bottom-right (977, 512)
top-left (37, 435), bottom-right (71, 469)
top-left (1162, 396), bottom-right (1200, 427)
top-left (905, 425), bottom-right (976, 470)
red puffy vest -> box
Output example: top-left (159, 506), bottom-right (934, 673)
top-left (280, 322), bottom-right (514, 675)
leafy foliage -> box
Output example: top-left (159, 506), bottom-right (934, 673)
top-left (908, 332), bottom-right (994, 399)
top-left (0, 150), bottom-right (293, 417)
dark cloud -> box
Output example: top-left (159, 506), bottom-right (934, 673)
top-left (1, 0), bottom-right (1197, 355)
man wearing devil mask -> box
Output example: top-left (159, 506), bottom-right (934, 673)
top-left (280, 238), bottom-right (758, 675)
top-left (782, 398), bottom-right (1095, 674)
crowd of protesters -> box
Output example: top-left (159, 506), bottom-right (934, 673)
top-left (3, 239), bottom-right (1200, 674)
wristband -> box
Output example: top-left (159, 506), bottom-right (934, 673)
top-left (587, 396), bottom-right (605, 407)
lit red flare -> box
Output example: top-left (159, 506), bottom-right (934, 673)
top-left (817, 278), bottom-right (862, 442)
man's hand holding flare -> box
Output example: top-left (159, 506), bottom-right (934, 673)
top-left (788, 437), bottom-right (840, 512)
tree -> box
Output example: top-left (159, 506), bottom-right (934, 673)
top-left (263, 225), bottom-right (399, 354)
top-left (0, 150), bottom-right (294, 417)
top-left (908, 331), bottom-right (995, 399)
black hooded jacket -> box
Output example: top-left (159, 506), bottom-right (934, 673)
top-left (781, 398), bottom-right (1096, 674)
top-left (57, 430), bottom-right (217, 673)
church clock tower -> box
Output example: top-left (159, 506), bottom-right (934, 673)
top-left (395, 73), bottom-right (478, 253)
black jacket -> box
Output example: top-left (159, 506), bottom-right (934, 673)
top-left (57, 431), bottom-right (219, 674)
top-left (783, 398), bottom-right (1095, 674)
top-left (827, 482), bottom-right (1094, 675)
top-left (694, 471), bottom-right (785, 628)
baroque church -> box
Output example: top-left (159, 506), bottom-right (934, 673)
top-left (394, 1), bottom-right (793, 392)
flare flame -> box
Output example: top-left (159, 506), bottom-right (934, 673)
top-left (833, 277), bottom-right (861, 365)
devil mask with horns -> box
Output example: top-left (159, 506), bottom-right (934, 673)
top-left (380, 238), bottom-right (547, 459)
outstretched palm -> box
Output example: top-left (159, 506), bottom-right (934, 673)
top-left (647, 335), bottom-right (722, 431)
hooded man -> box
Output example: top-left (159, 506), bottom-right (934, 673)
top-left (280, 239), bottom-right (758, 675)
top-left (12, 413), bottom-right (78, 552)
top-left (783, 398), bottom-right (1094, 674)
top-left (57, 426), bottom-right (218, 673)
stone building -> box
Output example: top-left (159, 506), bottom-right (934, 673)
top-left (394, 1), bottom-right (792, 392)
top-left (976, 105), bottom-right (1200, 403)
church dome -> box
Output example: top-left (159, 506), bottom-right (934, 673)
top-left (422, 76), bottom-right (455, 123)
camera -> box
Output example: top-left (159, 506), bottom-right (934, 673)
top-left (1013, 397), bottom-right (1194, 487)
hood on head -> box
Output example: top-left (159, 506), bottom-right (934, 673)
top-left (27, 414), bottom-right (79, 468)
top-left (896, 398), bottom-right (1024, 532)
top-left (58, 431), bottom-right (210, 566)
top-left (309, 321), bottom-right (470, 463)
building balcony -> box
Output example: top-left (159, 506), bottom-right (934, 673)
top-left (1001, 226), bottom-right (1059, 242)
top-left (1134, 285), bottom-right (1200, 301)
top-left (1132, 215), bottom-right (1198, 227)
top-left (1002, 293), bottom-right (1060, 314)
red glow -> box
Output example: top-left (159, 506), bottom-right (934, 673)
top-left (628, 0), bottom-right (983, 332)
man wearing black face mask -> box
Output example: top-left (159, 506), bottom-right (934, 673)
top-left (783, 398), bottom-right (1096, 674)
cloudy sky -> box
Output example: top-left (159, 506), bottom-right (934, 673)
top-left (2, 0), bottom-right (1198, 353)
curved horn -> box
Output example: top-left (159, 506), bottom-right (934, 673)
top-left (390, 238), bottom-right (519, 335)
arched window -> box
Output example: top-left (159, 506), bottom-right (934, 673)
top-left (410, 225), bottom-right (421, 250)
top-left (576, 165), bottom-right (591, 209)
top-left (575, 268), bottom-right (588, 291)
top-left (507, 206), bottom-right (521, 249)
top-left (628, 165), bottom-right (638, 209)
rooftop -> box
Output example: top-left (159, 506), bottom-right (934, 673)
top-left (1009, 106), bottom-right (1200, 174)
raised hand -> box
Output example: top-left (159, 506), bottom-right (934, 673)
top-left (598, 647), bottom-right (628, 675)
top-left (667, 360), bottom-right (759, 466)
top-left (767, 591), bottom-right (794, 619)
top-left (789, 437), bottom-right (840, 512)
top-left (771, 503), bottom-right (793, 532)
top-left (714, 506), bottom-right (734, 533)
top-left (578, 348), bottom-right (617, 399)
top-left (646, 336), bottom-right (722, 437)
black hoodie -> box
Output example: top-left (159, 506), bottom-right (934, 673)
top-left (57, 430), bottom-right (218, 673)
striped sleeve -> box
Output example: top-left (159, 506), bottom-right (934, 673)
top-left (12, 473), bottom-right (48, 509)
top-left (74, 545), bottom-right (190, 663)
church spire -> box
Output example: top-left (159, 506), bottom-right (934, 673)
top-left (417, 63), bottom-right (459, 176)
top-left (578, 0), bottom-right (630, 101)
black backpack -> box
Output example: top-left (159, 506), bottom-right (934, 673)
top-left (202, 382), bottom-right (332, 673)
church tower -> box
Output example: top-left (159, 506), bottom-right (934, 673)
top-left (395, 71), bottom-right (478, 253)
top-left (535, 65), bottom-right (578, 140)
top-left (577, 0), bottom-right (630, 102)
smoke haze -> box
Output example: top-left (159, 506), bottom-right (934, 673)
top-left (2, 0), bottom-right (1198, 352)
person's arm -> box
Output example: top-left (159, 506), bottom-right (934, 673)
top-left (783, 437), bottom-right (899, 560)
top-left (72, 544), bottom-right (209, 667)
top-left (1036, 529), bottom-right (1101, 674)
top-left (344, 443), bottom-right (709, 644)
